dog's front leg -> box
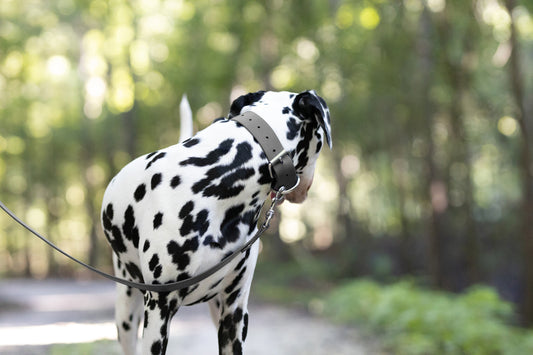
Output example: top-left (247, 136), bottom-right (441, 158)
top-left (141, 291), bottom-right (178, 355)
top-left (216, 292), bottom-right (251, 355)
top-left (215, 247), bottom-right (258, 355)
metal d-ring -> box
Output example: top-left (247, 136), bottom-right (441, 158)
top-left (279, 176), bottom-right (300, 194)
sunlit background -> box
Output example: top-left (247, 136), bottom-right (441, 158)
top-left (2, 0), bottom-right (533, 352)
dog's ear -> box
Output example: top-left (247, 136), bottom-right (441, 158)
top-left (229, 91), bottom-right (266, 118)
top-left (293, 90), bottom-right (332, 149)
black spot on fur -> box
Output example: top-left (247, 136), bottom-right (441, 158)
top-left (233, 340), bottom-right (243, 354)
top-left (146, 152), bottom-right (166, 170)
top-left (146, 151), bottom-right (158, 159)
top-left (107, 225), bottom-right (127, 253)
top-left (257, 163), bottom-right (272, 185)
top-left (144, 310), bottom-right (149, 328)
top-left (210, 278), bottom-right (224, 289)
top-left (123, 205), bottom-right (140, 248)
top-left (151, 340), bottom-right (162, 355)
top-left (286, 117), bottom-right (299, 140)
top-left (180, 139), bottom-right (233, 167)
top-left (122, 321), bottom-right (130, 331)
top-left (187, 293), bottom-right (217, 306)
top-left (219, 204), bottom-right (245, 247)
top-left (154, 266), bottom-right (162, 278)
top-left (316, 140), bottom-right (323, 153)
top-left (179, 201), bottom-right (210, 237)
top-left (170, 175), bottom-right (181, 188)
top-left (201, 168), bottom-right (254, 199)
top-left (234, 308), bottom-right (243, 322)
top-left (149, 254), bottom-right (159, 271)
top-left (106, 203), bottom-right (114, 220)
top-left (179, 201), bottom-right (194, 219)
top-left (227, 289), bottom-right (241, 306)
top-left (203, 235), bottom-right (222, 249)
top-left (167, 237), bottom-right (200, 271)
top-left (149, 254), bottom-right (162, 279)
top-left (234, 249), bottom-right (250, 271)
top-left (134, 184), bottom-right (146, 202)
top-left (218, 314), bottom-right (234, 348)
top-left (125, 262), bottom-right (144, 282)
top-left (243, 313), bottom-right (249, 341)
top-left (294, 123), bottom-right (315, 171)
top-left (182, 137), bottom-right (200, 147)
top-left (243, 209), bottom-right (258, 235)
top-left (102, 206), bottom-right (113, 231)
top-left (192, 142), bottom-right (254, 199)
top-left (229, 91), bottom-right (266, 118)
top-left (153, 212), bottom-right (163, 229)
top-left (143, 240), bottom-right (151, 252)
top-left (151, 173), bottom-right (162, 190)
top-left (225, 267), bottom-right (247, 295)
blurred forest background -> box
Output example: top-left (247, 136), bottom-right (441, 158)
top-left (2, 0), bottom-right (533, 342)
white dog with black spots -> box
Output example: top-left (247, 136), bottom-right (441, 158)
top-left (101, 90), bottom-right (332, 355)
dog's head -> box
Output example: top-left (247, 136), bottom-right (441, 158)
top-left (228, 90), bottom-right (332, 203)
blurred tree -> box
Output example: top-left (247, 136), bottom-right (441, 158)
top-left (0, 0), bottom-right (533, 325)
top-left (505, 0), bottom-right (533, 325)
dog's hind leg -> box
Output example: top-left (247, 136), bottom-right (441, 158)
top-left (114, 254), bottom-right (144, 355)
top-left (115, 283), bottom-right (143, 355)
top-left (208, 295), bottom-right (222, 326)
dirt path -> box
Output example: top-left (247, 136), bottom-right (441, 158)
top-left (0, 279), bottom-right (378, 354)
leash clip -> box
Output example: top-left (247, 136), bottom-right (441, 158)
top-left (261, 187), bottom-right (286, 230)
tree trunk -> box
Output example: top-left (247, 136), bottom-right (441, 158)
top-left (417, 6), bottom-right (447, 288)
top-left (436, 2), bottom-right (480, 286)
top-left (505, 0), bottom-right (533, 326)
top-left (80, 116), bottom-right (99, 268)
top-left (332, 148), bottom-right (366, 275)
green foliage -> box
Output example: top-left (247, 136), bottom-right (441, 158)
top-left (325, 280), bottom-right (533, 355)
top-left (50, 340), bottom-right (120, 355)
top-left (252, 259), bottom-right (332, 306)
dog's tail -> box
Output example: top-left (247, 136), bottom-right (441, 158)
top-left (179, 94), bottom-right (193, 143)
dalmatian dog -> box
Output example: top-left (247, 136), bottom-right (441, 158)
top-left (100, 90), bottom-right (332, 355)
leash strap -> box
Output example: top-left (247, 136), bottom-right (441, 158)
top-left (0, 190), bottom-right (284, 293)
top-left (1, 111), bottom-right (298, 293)
top-left (232, 112), bottom-right (299, 192)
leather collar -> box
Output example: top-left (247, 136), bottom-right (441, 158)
top-left (231, 111), bottom-right (299, 192)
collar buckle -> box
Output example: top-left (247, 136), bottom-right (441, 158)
top-left (268, 150), bottom-right (300, 194)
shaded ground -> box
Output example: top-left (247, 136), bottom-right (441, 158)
top-left (0, 279), bottom-right (379, 354)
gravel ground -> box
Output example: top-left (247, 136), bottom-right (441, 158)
top-left (0, 279), bottom-right (380, 354)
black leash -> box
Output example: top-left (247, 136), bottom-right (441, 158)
top-left (0, 189), bottom-right (285, 293)
top-left (0, 111), bottom-right (300, 293)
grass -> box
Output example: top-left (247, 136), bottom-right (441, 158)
top-left (50, 340), bottom-right (120, 355)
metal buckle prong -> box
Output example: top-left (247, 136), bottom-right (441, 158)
top-left (270, 149), bottom-right (288, 165)
top-left (268, 149), bottom-right (288, 179)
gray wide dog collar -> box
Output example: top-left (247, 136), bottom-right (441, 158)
top-left (232, 111), bottom-right (299, 193)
